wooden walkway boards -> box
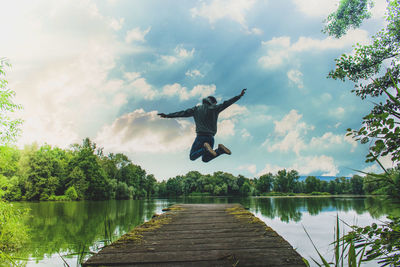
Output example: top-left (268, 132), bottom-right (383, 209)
top-left (83, 204), bottom-right (306, 267)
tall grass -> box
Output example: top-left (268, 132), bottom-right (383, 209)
top-left (303, 215), bottom-right (367, 267)
top-left (0, 200), bottom-right (29, 266)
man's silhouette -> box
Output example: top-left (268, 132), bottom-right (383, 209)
top-left (158, 89), bottom-right (246, 162)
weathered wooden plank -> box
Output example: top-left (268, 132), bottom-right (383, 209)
top-left (83, 204), bottom-right (306, 267)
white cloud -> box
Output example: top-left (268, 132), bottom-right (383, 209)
top-left (1, 1), bottom-right (143, 148)
top-left (191, 0), bottom-right (256, 26)
top-left (310, 132), bottom-right (343, 149)
top-left (191, 0), bottom-right (259, 34)
top-left (185, 69), bottom-right (204, 78)
top-left (125, 26), bottom-right (151, 43)
top-left (259, 37), bottom-right (291, 69)
top-left (287, 69), bottom-right (304, 89)
top-left (257, 155), bottom-right (339, 177)
top-left (267, 130), bottom-right (306, 155)
top-left (292, 155), bottom-right (339, 176)
top-left (216, 119), bottom-right (236, 137)
top-left (249, 27), bottom-right (263, 35)
top-left (238, 164), bottom-right (257, 174)
top-left (162, 84), bottom-right (216, 101)
top-left (264, 110), bottom-right (312, 155)
top-left (292, 0), bottom-right (338, 17)
top-left (273, 109), bottom-right (307, 135)
top-left (257, 164), bottom-right (289, 176)
top-left (219, 104), bottom-right (249, 119)
top-left (259, 29), bottom-right (370, 69)
top-left (344, 134), bottom-right (358, 152)
top-left (109, 17), bottom-right (124, 31)
top-left (125, 72), bottom-right (157, 100)
top-left (161, 45), bottom-right (195, 64)
top-left (95, 109), bottom-right (194, 153)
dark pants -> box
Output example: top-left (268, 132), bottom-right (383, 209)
top-left (189, 135), bottom-right (224, 162)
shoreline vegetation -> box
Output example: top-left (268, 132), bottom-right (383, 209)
top-left (0, 138), bottom-right (397, 203)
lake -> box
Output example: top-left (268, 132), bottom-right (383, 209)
top-left (12, 196), bottom-right (400, 266)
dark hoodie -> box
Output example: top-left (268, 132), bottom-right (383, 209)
top-left (165, 94), bottom-right (242, 136)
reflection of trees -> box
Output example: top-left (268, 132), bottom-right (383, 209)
top-left (252, 198), bottom-right (302, 223)
top-left (18, 199), bottom-right (157, 262)
top-left (251, 197), bottom-right (400, 223)
top-left (14, 196), bottom-right (400, 264)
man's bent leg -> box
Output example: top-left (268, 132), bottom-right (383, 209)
top-left (202, 136), bottom-right (216, 162)
top-left (189, 136), bottom-right (206, 160)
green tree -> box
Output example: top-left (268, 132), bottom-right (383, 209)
top-left (66, 166), bottom-right (88, 200)
top-left (69, 138), bottom-right (110, 200)
top-left (327, 0), bottom-right (400, 164)
top-left (323, 0), bottom-right (374, 38)
top-left (23, 145), bottom-right (65, 200)
top-left (0, 58), bottom-right (22, 145)
top-left (255, 173), bottom-right (273, 194)
top-left (350, 174), bottom-right (364, 194)
top-left (273, 169), bottom-right (299, 193)
top-left (305, 176), bottom-right (320, 193)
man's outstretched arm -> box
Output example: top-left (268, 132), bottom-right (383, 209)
top-left (158, 107), bottom-right (194, 118)
top-left (216, 88), bottom-right (246, 113)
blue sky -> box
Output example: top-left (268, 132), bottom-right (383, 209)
top-left (1, 0), bottom-right (393, 180)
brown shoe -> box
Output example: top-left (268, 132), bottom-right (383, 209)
top-left (204, 143), bottom-right (217, 157)
top-left (218, 144), bottom-right (231, 155)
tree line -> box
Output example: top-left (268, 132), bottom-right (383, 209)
top-left (0, 138), bottom-right (156, 201)
top-left (159, 168), bottom-right (398, 197)
top-left (1, 138), bottom-right (398, 201)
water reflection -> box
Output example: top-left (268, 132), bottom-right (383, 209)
top-left (14, 199), bottom-right (168, 266)
top-left (246, 197), bottom-right (400, 223)
top-left (12, 196), bottom-right (400, 266)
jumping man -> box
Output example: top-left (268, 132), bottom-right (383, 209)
top-left (158, 88), bottom-right (246, 162)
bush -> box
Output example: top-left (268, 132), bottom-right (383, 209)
top-left (65, 186), bottom-right (78, 201)
top-left (0, 201), bottom-right (29, 252)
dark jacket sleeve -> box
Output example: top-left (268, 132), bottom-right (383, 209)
top-left (216, 94), bottom-right (241, 113)
top-left (166, 107), bottom-right (195, 118)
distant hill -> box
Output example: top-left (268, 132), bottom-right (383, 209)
top-left (298, 176), bottom-right (350, 181)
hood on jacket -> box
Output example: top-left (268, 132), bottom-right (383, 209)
top-left (202, 96), bottom-right (217, 105)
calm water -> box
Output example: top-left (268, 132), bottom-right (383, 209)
top-left (12, 196), bottom-right (400, 266)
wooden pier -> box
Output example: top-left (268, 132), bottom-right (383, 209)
top-left (83, 204), bottom-right (306, 267)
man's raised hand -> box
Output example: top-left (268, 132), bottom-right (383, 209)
top-left (240, 88), bottom-right (247, 97)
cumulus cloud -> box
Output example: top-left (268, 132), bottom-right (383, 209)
top-left (264, 110), bottom-right (312, 155)
top-left (259, 29), bottom-right (370, 69)
top-left (1, 1), bottom-right (146, 148)
top-left (124, 72), bottom-right (157, 100)
top-left (292, 0), bottom-right (337, 17)
top-left (125, 26), bottom-right (151, 43)
top-left (185, 69), bottom-right (204, 78)
top-left (190, 0), bottom-right (259, 34)
top-left (309, 132), bottom-right (357, 153)
top-left (95, 109), bottom-right (195, 153)
top-left (291, 155), bottom-right (339, 176)
top-left (219, 104), bottom-right (249, 119)
top-left (263, 110), bottom-right (357, 173)
top-left (257, 155), bottom-right (339, 176)
top-left (216, 119), bottom-right (236, 137)
top-left (161, 45), bottom-right (195, 64)
top-left (109, 17), bottom-right (125, 31)
top-left (238, 164), bottom-right (257, 174)
top-left (257, 164), bottom-right (289, 176)
top-left (162, 84), bottom-right (216, 101)
top-left (287, 69), bottom-right (304, 89)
